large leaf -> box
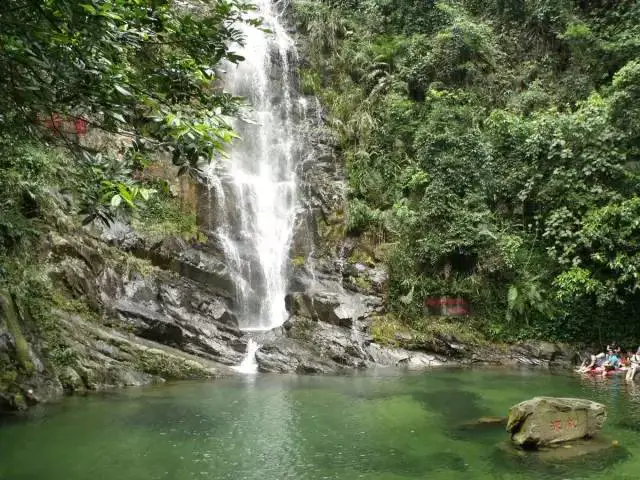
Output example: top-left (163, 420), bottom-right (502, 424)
top-left (110, 194), bottom-right (123, 207)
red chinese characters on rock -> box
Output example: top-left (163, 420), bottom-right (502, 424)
top-left (37, 113), bottom-right (89, 136)
top-left (424, 297), bottom-right (470, 316)
top-left (41, 113), bottom-right (62, 132)
top-left (550, 418), bottom-right (578, 432)
top-left (550, 419), bottom-right (563, 432)
top-left (74, 118), bottom-right (88, 135)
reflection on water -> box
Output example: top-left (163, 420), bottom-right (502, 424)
top-left (1, 369), bottom-right (640, 480)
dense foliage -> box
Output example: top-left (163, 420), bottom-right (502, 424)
top-left (0, 0), bottom-right (250, 369)
top-left (0, 0), bottom-right (250, 242)
top-left (293, 0), bottom-right (640, 343)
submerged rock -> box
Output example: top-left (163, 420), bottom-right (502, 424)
top-left (507, 397), bottom-right (607, 448)
top-left (462, 416), bottom-right (507, 428)
top-left (496, 437), bottom-right (627, 468)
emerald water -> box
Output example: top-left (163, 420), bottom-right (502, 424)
top-left (1, 369), bottom-right (639, 480)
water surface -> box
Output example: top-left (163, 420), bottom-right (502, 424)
top-left (1, 368), bottom-right (639, 480)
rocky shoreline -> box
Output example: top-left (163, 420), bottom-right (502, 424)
top-left (0, 100), bottom-right (580, 415)
top-left (0, 221), bottom-right (579, 413)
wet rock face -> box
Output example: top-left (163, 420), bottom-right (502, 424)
top-left (145, 237), bottom-right (239, 301)
top-left (103, 269), bottom-right (245, 367)
top-left (255, 338), bottom-right (337, 374)
top-left (114, 298), bottom-right (244, 367)
top-left (507, 341), bottom-right (579, 368)
top-left (55, 312), bottom-right (231, 393)
top-left (1, 202), bottom-right (583, 415)
top-left (46, 227), bottom-right (418, 393)
top-left (507, 397), bottom-right (607, 449)
top-left (254, 316), bottom-right (447, 373)
top-left (285, 290), bottom-right (382, 328)
top-left (465, 341), bottom-right (578, 368)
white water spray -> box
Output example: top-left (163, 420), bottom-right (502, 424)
top-left (232, 339), bottom-right (261, 374)
top-left (206, 0), bottom-right (303, 331)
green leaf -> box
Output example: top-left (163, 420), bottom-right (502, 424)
top-left (111, 194), bottom-right (122, 207)
top-left (80, 4), bottom-right (97, 14)
top-left (174, 126), bottom-right (191, 138)
top-left (100, 10), bottom-right (123, 21)
top-left (109, 112), bottom-right (126, 123)
top-left (114, 85), bottom-right (132, 97)
top-left (82, 214), bottom-right (97, 226)
top-left (118, 184), bottom-right (133, 203)
top-left (140, 188), bottom-right (156, 201)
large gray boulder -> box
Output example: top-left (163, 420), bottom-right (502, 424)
top-left (285, 290), bottom-right (380, 328)
top-left (507, 397), bottom-right (607, 448)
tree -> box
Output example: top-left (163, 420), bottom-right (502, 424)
top-left (0, 0), bottom-right (253, 225)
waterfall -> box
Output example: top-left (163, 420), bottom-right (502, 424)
top-left (232, 339), bottom-right (261, 374)
top-left (206, 0), bottom-right (302, 331)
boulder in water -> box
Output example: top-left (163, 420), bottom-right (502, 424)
top-left (507, 397), bottom-right (607, 448)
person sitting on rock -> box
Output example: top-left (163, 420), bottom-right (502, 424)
top-left (625, 347), bottom-right (640, 382)
top-left (576, 352), bottom-right (606, 373)
top-left (607, 342), bottom-right (622, 355)
top-left (602, 349), bottom-right (621, 376)
top-left (621, 350), bottom-right (633, 368)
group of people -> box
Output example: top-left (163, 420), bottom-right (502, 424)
top-left (576, 342), bottom-right (640, 381)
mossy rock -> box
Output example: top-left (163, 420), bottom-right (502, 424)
top-left (135, 348), bottom-right (213, 379)
top-left (463, 416), bottom-right (507, 427)
top-left (291, 256), bottom-right (306, 267)
top-left (0, 291), bottom-right (35, 375)
top-left (370, 315), bottom-right (405, 346)
top-left (351, 275), bottom-right (373, 291)
top-left (373, 242), bottom-right (394, 262)
top-left (507, 397), bottom-right (607, 448)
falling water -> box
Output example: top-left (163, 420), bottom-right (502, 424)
top-left (232, 339), bottom-right (261, 374)
top-left (206, 0), bottom-right (302, 330)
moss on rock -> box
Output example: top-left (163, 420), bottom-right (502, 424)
top-left (0, 291), bottom-right (34, 374)
top-left (135, 348), bottom-right (214, 379)
top-left (370, 315), bottom-right (405, 346)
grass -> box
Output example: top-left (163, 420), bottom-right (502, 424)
top-left (52, 291), bottom-right (101, 322)
top-left (135, 348), bottom-right (212, 379)
top-left (411, 316), bottom-right (487, 346)
top-left (300, 68), bottom-right (322, 95)
top-left (132, 191), bottom-right (206, 244)
top-left (371, 313), bottom-right (488, 348)
top-left (114, 250), bottom-right (158, 278)
top-left (370, 314), bottom-right (407, 346)
top-left (348, 249), bottom-right (375, 266)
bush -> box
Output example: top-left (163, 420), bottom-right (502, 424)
top-left (133, 188), bottom-right (205, 243)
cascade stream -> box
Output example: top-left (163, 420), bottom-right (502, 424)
top-left (205, 0), bottom-right (303, 332)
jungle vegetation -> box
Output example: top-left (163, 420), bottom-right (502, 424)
top-left (0, 0), bottom-right (250, 361)
top-left (2, 0), bottom-right (640, 346)
top-left (293, 0), bottom-right (640, 343)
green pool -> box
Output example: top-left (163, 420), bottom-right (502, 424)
top-left (1, 368), bottom-right (638, 479)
